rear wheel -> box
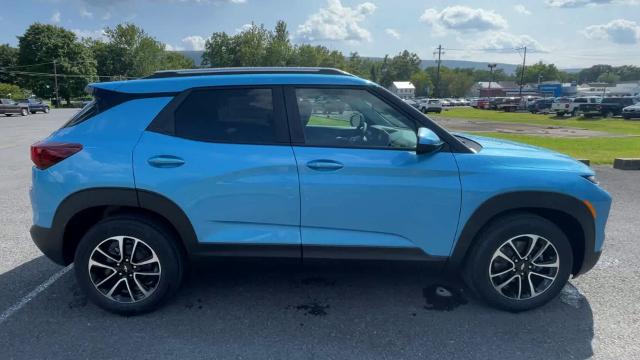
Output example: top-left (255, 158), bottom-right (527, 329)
top-left (74, 215), bottom-right (184, 315)
top-left (21, 108), bottom-right (28, 116)
top-left (44, 107), bottom-right (50, 113)
top-left (463, 213), bottom-right (572, 312)
top-left (604, 111), bottom-right (614, 118)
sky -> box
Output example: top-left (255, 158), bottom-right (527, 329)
top-left (1, 0), bottom-right (640, 68)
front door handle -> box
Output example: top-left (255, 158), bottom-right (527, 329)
top-left (148, 155), bottom-right (185, 168)
top-left (306, 159), bottom-right (344, 171)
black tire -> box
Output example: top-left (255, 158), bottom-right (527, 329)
top-left (21, 108), bottom-right (28, 116)
top-left (44, 107), bottom-right (50, 113)
top-left (437, 110), bottom-right (442, 114)
top-left (463, 213), bottom-right (573, 312)
top-left (556, 111), bottom-right (565, 116)
top-left (604, 111), bottom-right (613, 118)
top-left (74, 215), bottom-right (185, 315)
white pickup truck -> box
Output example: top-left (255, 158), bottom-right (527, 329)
top-left (551, 97), bottom-right (600, 116)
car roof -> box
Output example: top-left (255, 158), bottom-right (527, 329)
top-left (88, 67), bottom-right (372, 94)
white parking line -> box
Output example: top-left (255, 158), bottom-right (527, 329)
top-left (0, 265), bottom-right (73, 325)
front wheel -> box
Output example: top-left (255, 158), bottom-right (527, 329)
top-left (21, 108), bottom-right (28, 116)
top-left (463, 213), bottom-right (572, 312)
top-left (44, 107), bottom-right (50, 113)
top-left (74, 215), bottom-right (184, 315)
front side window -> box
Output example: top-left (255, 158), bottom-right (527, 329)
top-left (295, 88), bottom-right (417, 149)
top-left (174, 88), bottom-right (276, 144)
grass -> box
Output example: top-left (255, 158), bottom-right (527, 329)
top-left (473, 132), bottom-right (640, 165)
top-left (308, 115), bottom-right (350, 127)
top-left (435, 108), bottom-right (640, 136)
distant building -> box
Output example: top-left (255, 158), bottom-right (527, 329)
top-left (389, 81), bottom-right (415, 99)
top-left (470, 82), bottom-right (503, 97)
top-left (577, 82), bottom-right (640, 97)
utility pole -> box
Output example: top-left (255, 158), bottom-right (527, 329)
top-left (434, 45), bottom-right (443, 98)
top-left (53, 59), bottom-right (59, 108)
top-left (487, 63), bottom-right (497, 94)
top-left (518, 46), bottom-right (527, 100)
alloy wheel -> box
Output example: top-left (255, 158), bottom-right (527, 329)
top-left (489, 234), bottom-right (560, 300)
top-left (88, 235), bottom-right (162, 303)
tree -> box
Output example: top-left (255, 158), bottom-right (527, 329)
top-left (90, 23), bottom-right (191, 79)
top-left (515, 61), bottom-right (562, 84)
top-left (264, 20), bottom-right (291, 66)
top-left (202, 32), bottom-right (235, 67)
top-left (0, 44), bottom-right (19, 84)
top-left (17, 23), bottom-right (96, 103)
top-left (0, 83), bottom-right (28, 99)
top-left (597, 72), bottom-right (621, 84)
top-left (410, 71), bottom-right (432, 97)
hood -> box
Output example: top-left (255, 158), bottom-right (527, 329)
top-left (455, 133), bottom-right (593, 174)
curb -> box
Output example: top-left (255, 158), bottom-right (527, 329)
top-left (613, 158), bottom-right (640, 170)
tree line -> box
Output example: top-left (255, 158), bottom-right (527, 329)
top-left (1, 20), bottom-right (640, 102)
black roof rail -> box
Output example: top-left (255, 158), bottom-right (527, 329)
top-left (145, 67), bottom-right (354, 79)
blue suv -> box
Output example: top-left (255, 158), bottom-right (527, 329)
top-left (29, 68), bottom-right (611, 314)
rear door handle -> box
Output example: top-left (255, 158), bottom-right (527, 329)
top-left (306, 160), bottom-right (344, 171)
top-left (147, 155), bottom-right (185, 168)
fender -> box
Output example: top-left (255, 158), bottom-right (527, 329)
top-left (44, 187), bottom-right (198, 264)
top-left (447, 191), bottom-right (596, 274)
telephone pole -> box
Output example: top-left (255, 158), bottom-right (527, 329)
top-left (487, 63), bottom-right (497, 91)
top-left (53, 59), bottom-right (59, 108)
top-left (518, 46), bottom-right (527, 99)
top-left (434, 45), bottom-right (443, 98)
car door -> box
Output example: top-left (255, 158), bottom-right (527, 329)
top-left (285, 86), bottom-right (461, 259)
top-left (133, 86), bottom-right (301, 257)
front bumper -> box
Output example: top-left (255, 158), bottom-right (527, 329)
top-left (30, 225), bottom-right (67, 265)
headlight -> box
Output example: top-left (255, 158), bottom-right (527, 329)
top-left (583, 175), bottom-right (599, 185)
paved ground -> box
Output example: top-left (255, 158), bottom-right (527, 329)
top-left (1, 110), bottom-right (639, 359)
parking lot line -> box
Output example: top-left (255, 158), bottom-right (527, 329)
top-left (0, 265), bottom-right (73, 325)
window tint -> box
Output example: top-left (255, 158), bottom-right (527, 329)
top-left (174, 88), bottom-right (276, 144)
top-left (296, 88), bottom-right (417, 149)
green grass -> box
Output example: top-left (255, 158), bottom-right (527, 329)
top-left (474, 132), bottom-right (640, 164)
top-left (308, 115), bottom-right (350, 127)
top-left (435, 108), bottom-right (640, 136)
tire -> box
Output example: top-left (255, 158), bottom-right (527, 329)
top-left (556, 111), bottom-right (565, 116)
top-left (44, 107), bottom-right (50, 113)
top-left (463, 213), bottom-right (572, 312)
top-left (30, 111), bottom-right (37, 114)
top-left (571, 109), bottom-right (578, 117)
top-left (605, 111), bottom-right (613, 118)
top-left (74, 215), bottom-right (185, 315)
top-left (21, 108), bottom-right (28, 116)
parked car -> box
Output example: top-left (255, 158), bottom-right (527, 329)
top-left (622, 103), bottom-right (640, 119)
top-left (488, 97), bottom-right (506, 110)
top-left (419, 98), bottom-right (443, 113)
top-left (0, 98), bottom-right (29, 116)
top-left (477, 98), bottom-right (490, 109)
top-left (551, 97), bottom-right (599, 117)
top-left (528, 98), bottom-right (554, 114)
top-left (496, 97), bottom-right (521, 112)
top-left (403, 98), bottom-right (420, 109)
top-left (29, 67), bottom-right (611, 315)
top-left (17, 98), bottom-right (50, 114)
top-left (580, 97), bottom-right (637, 118)
top-left (440, 98), bottom-right (452, 107)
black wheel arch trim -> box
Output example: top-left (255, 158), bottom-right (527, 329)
top-left (447, 191), bottom-right (597, 275)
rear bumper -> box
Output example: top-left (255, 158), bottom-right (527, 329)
top-left (30, 225), bottom-right (67, 265)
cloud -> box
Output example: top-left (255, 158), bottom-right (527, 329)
top-left (545, 0), bottom-right (637, 8)
top-left (420, 6), bottom-right (508, 34)
top-left (80, 8), bottom-right (94, 19)
top-left (463, 31), bottom-right (548, 52)
top-left (50, 10), bottom-right (61, 23)
top-left (385, 28), bottom-right (400, 39)
top-left (72, 29), bottom-right (107, 40)
top-left (582, 19), bottom-right (640, 44)
top-left (235, 23), bottom-right (253, 33)
top-left (297, 0), bottom-right (377, 43)
top-left (514, 4), bottom-right (531, 15)
top-left (181, 35), bottom-right (206, 50)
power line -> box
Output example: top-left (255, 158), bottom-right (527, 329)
top-left (433, 44), bottom-right (443, 98)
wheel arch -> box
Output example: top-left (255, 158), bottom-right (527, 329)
top-left (50, 188), bottom-right (197, 265)
top-left (448, 191), bottom-right (595, 275)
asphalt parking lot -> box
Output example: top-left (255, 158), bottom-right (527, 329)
top-left (0, 109), bottom-right (639, 359)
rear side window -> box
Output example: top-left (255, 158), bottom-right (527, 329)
top-left (174, 88), bottom-right (276, 144)
top-left (61, 100), bottom-right (98, 128)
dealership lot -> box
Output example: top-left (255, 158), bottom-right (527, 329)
top-left (0, 110), bottom-right (639, 359)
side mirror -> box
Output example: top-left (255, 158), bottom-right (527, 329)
top-left (416, 127), bottom-right (444, 154)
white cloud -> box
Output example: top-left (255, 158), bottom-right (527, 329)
top-left (72, 29), bottom-right (107, 40)
top-left (297, 0), bottom-right (377, 43)
top-left (545, 0), bottom-right (637, 8)
top-left (385, 28), bottom-right (400, 39)
top-left (514, 4), bottom-right (531, 15)
top-left (420, 6), bottom-right (508, 34)
top-left (234, 23), bottom-right (253, 33)
top-left (463, 31), bottom-right (548, 52)
top-left (80, 8), bottom-right (93, 19)
top-left (583, 19), bottom-right (640, 44)
top-left (165, 44), bottom-right (184, 51)
top-left (50, 11), bottom-right (61, 23)
top-left (181, 35), bottom-right (206, 50)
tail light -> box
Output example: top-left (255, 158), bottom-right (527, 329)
top-left (30, 142), bottom-right (83, 170)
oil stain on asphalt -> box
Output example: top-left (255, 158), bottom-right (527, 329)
top-left (422, 284), bottom-right (467, 311)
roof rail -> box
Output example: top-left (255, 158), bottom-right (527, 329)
top-left (145, 67), bottom-right (353, 79)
